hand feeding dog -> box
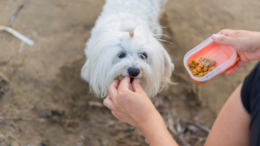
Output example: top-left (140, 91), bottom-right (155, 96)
top-left (81, 0), bottom-right (174, 98)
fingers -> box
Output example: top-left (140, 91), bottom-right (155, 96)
top-left (107, 79), bottom-right (120, 101)
top-left (212, 34), bottom-right (235, 47)
top-left (219, 29), bottom-right (236, 36)
top-left (213, 29), bottom-right (237, 47)
top-left (118, 76), bottom-right (130, 91)
top-left (225, 60), bottom-right (246, 76)
top-left (103, 96), bottom-right (115, 110)
top-left (132, 78), bottom-right (144, 93)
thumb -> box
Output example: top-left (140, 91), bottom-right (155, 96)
top-left (212, 34), bottom-right (235, 47)
top-left (132, 79), bottom-right (144, 93)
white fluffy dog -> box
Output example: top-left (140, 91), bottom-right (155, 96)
top-left (81, 0), bottom-right (174, 98)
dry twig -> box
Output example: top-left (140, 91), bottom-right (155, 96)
top-left (10, 0), bottom-right (28, 22)
top-left (0, 26), bottom-right (34, 46)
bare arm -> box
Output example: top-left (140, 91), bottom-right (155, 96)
top-left (139, 114), bottom-right (177, 146)
top-left (205, 84), bottom-right (250, 146)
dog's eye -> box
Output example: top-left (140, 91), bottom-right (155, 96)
top-left (118, 52), bottom-right (126, 58)
top-left (140, 52), bottom-right (148, 60)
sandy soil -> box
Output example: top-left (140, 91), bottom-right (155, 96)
top-left (0, 0), bottom-right (260, 146)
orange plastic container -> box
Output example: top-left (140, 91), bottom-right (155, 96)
top-left (184, 34), bottom-right (238, 84)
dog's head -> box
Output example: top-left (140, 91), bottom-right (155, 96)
top-left (81, 19), bottom-right (174, 98)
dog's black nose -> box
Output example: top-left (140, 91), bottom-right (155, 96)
top-left (128, 67), bottom-right (140, 77)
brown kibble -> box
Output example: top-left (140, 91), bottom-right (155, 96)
top-left (189, 65), bottom-right (195, 69)
top-left (198, 73), bottom-right (204, 77)
top-left (210, 66), bottom-right (215, 71)
top-left (199, 57), bottom-right (216, 67)
top-left (195, 62), bottom-right (199, 66)
top-left (193, 73), bottom-right (198, 76)
top-left (199, 65), bottom-right (204, 68)
top-left (188, 62), bottom-right (193, 67)
top-left (197, 67), bottom-right (202, 72)
top-left (189, 63), bottom-right (193, 68)
top-left (192, 69), bottom-right (199, 75)
top-left (191, 59), bottom-right (195, 63)
top-left (204, 72), bottom-right (208, 75)
top-left (203, 67), bottom-right (208, 72)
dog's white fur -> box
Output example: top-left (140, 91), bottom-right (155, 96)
top-left (81, 0), bottom-right (174, 98)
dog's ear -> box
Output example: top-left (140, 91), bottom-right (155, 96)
top-left (163, 49), bottom-right (174, 80)
top-left (81, 62), bottom-right (90, 83)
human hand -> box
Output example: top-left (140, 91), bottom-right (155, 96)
top-left (103, 76), bottom-right (178, 146)
top-left (212, 29), bottom-right (260, 76)
top-left (103, 76), bottom-right (161, 130)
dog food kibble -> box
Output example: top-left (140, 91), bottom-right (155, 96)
top-left (203, 67), bottom-right (208, 72)
top-left (195, 69), bottom-right (199, 73)
top-left (193, 72), bottom-right (199, 76)
top-left (198, 73), bottom-right (204, 77)
top-left (210, 66), bottom-right (215, 71)
top-left (199, 57), bottom-right (216, 67)
top-left (192, 69), bottom-right (199, 75)
top-left (188, 58), bottom-right (216, 78)
top-left (188, 59), bottom-right (196, 70)
top-left (196, 67), bottom-right (202, 72)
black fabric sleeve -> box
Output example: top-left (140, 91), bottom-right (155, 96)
top-left (241, 62), bottom-right (260, 146)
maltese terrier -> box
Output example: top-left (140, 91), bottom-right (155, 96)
top-left (81, 0), bottom-right (174, 98)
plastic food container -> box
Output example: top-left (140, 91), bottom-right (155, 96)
top-left (183, 34), bottom-right (238, 84)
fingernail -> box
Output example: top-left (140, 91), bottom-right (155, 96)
top-left (212, 34), bottom-right (218, 41)
top-left (136, 78), bottom-right (139, 82)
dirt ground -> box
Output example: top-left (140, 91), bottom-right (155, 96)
top-left (0, 0), bottom-right (260, 146)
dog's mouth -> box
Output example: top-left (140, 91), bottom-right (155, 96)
top-left (129, 76), bottom-right (140, 84)
top-left (130, 77), bottom-right (134, 84)
top-left (114, 76), bottom-right (137, 84)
